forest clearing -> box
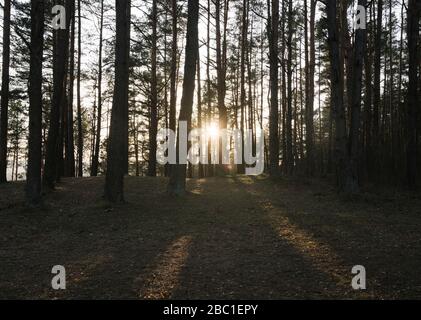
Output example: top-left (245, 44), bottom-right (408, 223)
top-left (1, 176), bottom-right (420, 299)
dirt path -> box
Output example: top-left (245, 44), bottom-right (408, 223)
top-left (1, 176), bottom-right (420, 299)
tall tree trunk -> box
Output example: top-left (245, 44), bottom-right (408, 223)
top-left (91, 0), bottom-right (104, 176)
top-left (215, 0), bottom-right (228, 174)
top-left (168, 0), bottom-right (199, 195)
top-left (0, 0), bottom-right (11, 183)
top-left (238, 0), bottom-right (249, 174)
top-left (305, 0), bottom-right (316, 176)
top-left (197, 47), bottom-right (204, 179)
top-left (206, 0), bottom-right (213, 177)
top-left (76, 0), bottom-right (83, 177)
top-left (406, 0), bottom-right (420, 190)
top-left (326, 0), bottom-right (348, 192)
top-left (66, 2), bottom-right (76, 177)
top-left (372, 0), bottom-right (383, 173)
top-left (169, 0), bottom-right (178, 175)
top-left (268, 0), bottom-right (279, 176)
top-left (388, 0), bottom-right (395, 180)
top-left (163, 9), bottom-right (169, 177)
top-left (363, 3), bottom-right (373, 180)
top-left (26, 0), bottom-right (45, 205)
top-left (285, 0), bottom-right (293, 174)
top-left (396, 0), bottom-right (404, 177)
top-left (44, 0), bottom-right (73, 189)
top-left (104, 0), bottom-right (131, 202)
top-left (148, 0), bottom-right (158, 177)
top-left (280, 0), bottom-right (287, 173)
top-left (347, 0), bottom-right (367, 193)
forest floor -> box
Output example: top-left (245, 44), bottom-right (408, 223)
top-left (1, 175), bottom-right (421, 299)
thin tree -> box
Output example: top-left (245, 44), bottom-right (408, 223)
top-left (197, 46), bottom-right (204, 178)
top-left (268, 0), bottom-right (279, 176)
top-left (215, 0), bottom-right (228, 174)
top-left (66, 1), bottom-right (76, 177)
top-left (26, 0), bottom-right (45, 205)
top-left (0, 0), bottom-right (11, 183)
top-left (168, 0), bottom-right (199, 195)
top-left (91, 0), bottom-right (104, 177)
top-left (304, 0), bottom-right (316, 176)
top-left (285, 0), bottom-right (294, 174)
top-left (148, 0), bottom-right (158, 177)
top-left (77, 0), bottom-right (83, 177)
top-left (372, 0), bottom-right (382, 168)
top-left (169, 0), bottom-right (178, 172)
top-left (239, 0), bottom-right (249, 175)
top-left (104, 0), bottom-right (131, 202)
top-left (406, 0), bottom-right (420, 190)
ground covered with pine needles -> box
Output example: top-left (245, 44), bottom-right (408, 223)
top-left (1, 175), bottom-right (421, 299)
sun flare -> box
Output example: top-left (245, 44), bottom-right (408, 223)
top-left (207, 123), bottom-right (219, 138)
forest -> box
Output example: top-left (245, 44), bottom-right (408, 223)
top-left (0, 0), bottom-right (420, 300)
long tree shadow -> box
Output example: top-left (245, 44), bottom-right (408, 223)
top-left (233, 175), bottom-right (421, 299)
top-left (170, 177), bottom-right (358, 299)
top-left (0, 177), bottom-right (191, 299)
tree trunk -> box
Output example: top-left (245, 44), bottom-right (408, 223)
top-left (91, 0), bottom-right (104, 177)
top-left (65, 2), bottom-right (76, 177)
top-left (104, 0), bottom-right (131, 202)
top-left (363, 2), bottom-right (373, 180)
top-left (168, 0), bottom-right (199, 195)
top-left (44, 0), bottom-right (74, 189)
top-left (268, 0), bottom-right (279, 176)
top-left (347, 0), bottom-right (367, 193)
top-left (148, 0), bottom-right (158, 177)
top-left (169, 0), bottom-right (178, 177)
top-left (0, 0), bottom-right (11, 183)
top-left (326, 0), bottom-right (348, 192)
top-left (206, 0), bottom-right (214, 177)
top-left (26, 0), bottom-right (45, 205)
top-left (372, 0), bottom-right (383, 172)
top-left (406, 0), bottom-right (420, 190)
top-left (238, 0), bottom-right (249, 174)
top-left (286, 0), bottom-right (294, 174)
top-left (76, 0), bottom-right (83, 177)
top-left (215, 0), bottom-right (228, 174)
top-left (197, 46), bottom-right (204, 179)
top-left (305, 0), bottom-right (316, 176)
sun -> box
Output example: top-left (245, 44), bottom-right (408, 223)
top-left (207, 123), bottom-right (219, 138)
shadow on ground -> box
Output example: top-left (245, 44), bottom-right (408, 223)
top-left (0, 176), bottom-right (420, 299)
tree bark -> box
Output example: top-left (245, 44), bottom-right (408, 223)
top-left (148, 0), bottom-right (158, 177)
top-left (197, 46), bottom-right (204, 178)
top-left (372, 0), bottom-right (382, 168)
top-left (305, 0), bottom-right (316, 176)
top-left (44, 0), bottom-right (74, 189)
top-left (65, 1), bottom-right (76, 177)
top-left (91, 0), bottom-right (104, 177)
top-left (26, 0), bottom-right (45, 205)
top-left (215, 0), bottom-right (228, 174)
top-left (0, 0), bottom-right (11, 183)
top-left (326, 0), bottom-right (348, 192)
top-left (76, 0), bottom-right (83, 177)
top-left (104, 0), bottom-right (131, 202)
top-left (238, 0), bottom-right (249, 175)
top-left (406, 0), bottom-right (420, 190)
top-left (168, 0), bottom-right (199, 195)
top-left (268, 0), bottom-right (279, 176)
top-left (347, 0), bottom-right (367, 193)
top-left (285, 0), bottom-right (293, 174)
